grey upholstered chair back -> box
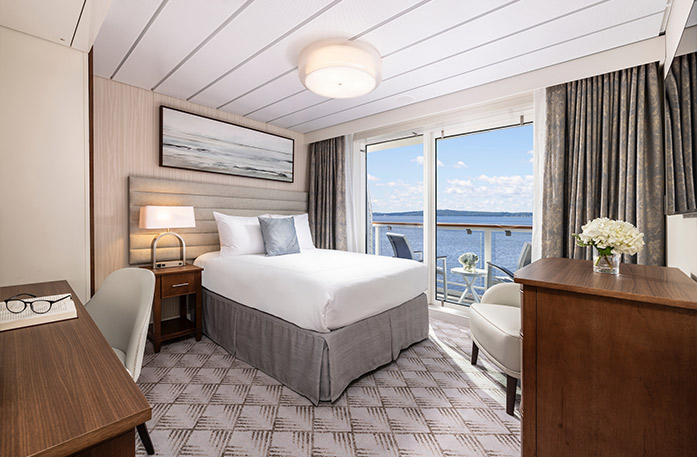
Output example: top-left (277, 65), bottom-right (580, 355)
top-left (516, 242), bottom-right (533, 270)
top-left (86, 268), bottom-right (155, 382)
top-left (386, 232), bottom-right (415, 260)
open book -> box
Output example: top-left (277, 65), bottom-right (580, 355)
top-left (0, 294), bottom-right (78, 331)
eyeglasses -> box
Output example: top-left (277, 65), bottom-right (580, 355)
top-left (2, 293), bottom-right (71, 314)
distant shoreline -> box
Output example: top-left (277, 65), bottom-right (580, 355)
top-left (373, 210), bottom-right (532, 218)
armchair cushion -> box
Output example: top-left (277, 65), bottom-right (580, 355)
top-left (469, 302), bottom-right (521, 377)
top-left (480, 282), bottom-right (521, 308)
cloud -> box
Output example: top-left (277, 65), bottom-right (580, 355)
top-left (440, 175), bottom-right (533, 212)
top-left (376, 180), bottom-right (400, 187)
top-left (476, 174), bottom-right (533, 197)
top-left (371, 180), bottom-right (424, 212)
top-left (444, 178), bottom-right (477, 195)
top-left (367, 174), bottom-right (380, 182)
top-left (444, 174), bottom-right (533, 200)
top-left (527, 150), bottom-right (534, 163)
top-left (376, 179), bottom-right (413, 188)
top-left (411, 155), bottom-right (444, 167)
top-left (454, 161), bottom-right (469, 169)
top-left (372, 174), bottom-right (533, 212)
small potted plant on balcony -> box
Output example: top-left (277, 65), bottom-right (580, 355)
top-left (458, 252), bottom-right (479, 272)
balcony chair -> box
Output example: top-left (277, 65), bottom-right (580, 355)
top-left (469, 282), bottom-right (521, 415)
top-left (86, 268), bottom-right (156, 455)
top-left (486, 241), bottom-right (532, 289)
top-left (386, 232), bottom-right (448, 298)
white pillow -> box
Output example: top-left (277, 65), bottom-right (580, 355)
top-left (262, 213), bottom-right (315, 250)
top-left (213, 212), bottom-right (265, 256)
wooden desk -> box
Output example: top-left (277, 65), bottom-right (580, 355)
top-left (515, 258), bottom-right (697, 457)
top-left (0, 281), bottom-right (151, 457)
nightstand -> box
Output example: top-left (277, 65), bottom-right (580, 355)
top-left (144, 264), bottom-right (203, 352)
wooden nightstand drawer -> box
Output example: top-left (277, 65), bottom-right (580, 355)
top-left (161, 272), bottom-right (198, 298)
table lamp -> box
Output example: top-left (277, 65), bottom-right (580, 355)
top-left (139, 206), bottom-right (196, 269)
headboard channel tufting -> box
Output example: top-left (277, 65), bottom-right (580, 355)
top-left (128, 176), bottom-right (308, 265)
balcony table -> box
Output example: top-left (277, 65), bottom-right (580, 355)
top-left (450, 267), bottom-right (487, 303)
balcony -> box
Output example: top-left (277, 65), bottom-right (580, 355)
top-left (371, 221), bottom-right (533, 304)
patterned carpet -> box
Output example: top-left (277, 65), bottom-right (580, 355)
top-left (136, 317), bottom-right (520, 457)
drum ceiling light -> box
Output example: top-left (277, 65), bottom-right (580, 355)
top-left (298, 39), bottom-right (382, 99)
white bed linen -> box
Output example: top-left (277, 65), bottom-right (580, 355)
top-left (194, 249), bottom-right (427, 333)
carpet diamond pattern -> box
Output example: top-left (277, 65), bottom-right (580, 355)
top-left (136, 317), bottom-right (520, 456)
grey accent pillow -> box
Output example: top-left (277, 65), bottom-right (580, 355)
top-left (258, 216), bottom-right (301, 256)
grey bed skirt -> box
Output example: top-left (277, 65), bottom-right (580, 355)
top-left (202, 288), bottom-right (429, 404)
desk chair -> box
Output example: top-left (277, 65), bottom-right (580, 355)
top-left (86, 268), bottom-right (156, 455)
top-left (386, 232), bottom-right (449, 298)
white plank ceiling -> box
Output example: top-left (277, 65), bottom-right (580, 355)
top-left (93, 0), bottom-right (670, 133)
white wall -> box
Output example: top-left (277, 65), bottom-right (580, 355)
top-left (0, 26), bottom-right (90, 301)
top-left (667, 215), bottom-right (697, 278)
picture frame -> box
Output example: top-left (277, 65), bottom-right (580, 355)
top-left (159, 106), bottom-right (294, 183)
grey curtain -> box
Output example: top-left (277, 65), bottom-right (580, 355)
top-left (308, 137), bottom-right (347, 250)
top-left (541, 62), bottom-right (665, 265)
top-left (665, 52), bottom-right (697, 214)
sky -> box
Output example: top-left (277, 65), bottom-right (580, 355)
top-left (367, 124), bottom-right (534, 213)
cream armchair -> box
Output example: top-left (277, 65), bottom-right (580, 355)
top-left (469, 282), bottom-right (521, 416)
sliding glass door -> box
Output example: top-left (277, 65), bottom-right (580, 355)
top-left (435, 124), bottom-right (533, 304)
top-left (363, 115), bottom-right (534, 306)
top-left (365, 136), bottom-right (424, 259)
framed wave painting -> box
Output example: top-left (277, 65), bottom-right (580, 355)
top-left (160, 106), bottom-right (294, 183)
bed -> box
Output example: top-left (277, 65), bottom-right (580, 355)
top-left (128, 176), bottom-right (430, 403)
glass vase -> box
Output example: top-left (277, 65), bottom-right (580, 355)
top-left (593, 247), bottom-right (620, 275)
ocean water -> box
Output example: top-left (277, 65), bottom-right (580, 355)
top-left (370, 214), bottom-right (532, 302)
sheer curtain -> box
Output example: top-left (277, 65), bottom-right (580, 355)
top-left (344, 134), bottom-right (366, 253)
top-left (541, 62), bottom-right (665, 265)
top-left (308, 137), bottom-right (347, 250)
top-left (532, 89), bottom-right (547, 262)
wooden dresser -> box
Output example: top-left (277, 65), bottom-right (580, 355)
top-left (515, 258), bottom-right (697, 457)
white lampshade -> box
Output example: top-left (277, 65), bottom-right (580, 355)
top-left (298, 39), bottom-right (382, 99)
top-left (139, 206), bottom-right (195, 230)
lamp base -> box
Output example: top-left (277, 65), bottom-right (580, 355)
top-left (152, 231), bottom-right (187, 269)
top-left (154, 260), bottom-right (185, 269)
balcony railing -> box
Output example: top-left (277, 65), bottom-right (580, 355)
top-left (371, 221), bottom-right (532, 303)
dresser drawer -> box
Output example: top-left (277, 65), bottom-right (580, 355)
top-left (161, 273), bottom-right (198, 298)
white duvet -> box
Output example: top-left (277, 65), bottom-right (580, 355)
top-left (194, 249), bottom-right (427, 333)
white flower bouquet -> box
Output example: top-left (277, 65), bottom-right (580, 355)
top-left (458, 252), bottom-right (479, 272)
top-left (573, 217), bottom-right (644, 273)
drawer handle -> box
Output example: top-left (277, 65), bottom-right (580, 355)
top-left (171, 282), bottom-right (189, 288)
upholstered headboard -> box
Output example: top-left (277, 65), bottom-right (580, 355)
top-left (128, 176), bottom-right (308, 265)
